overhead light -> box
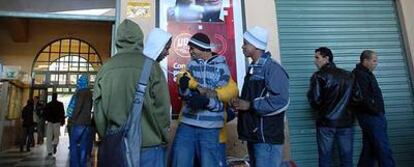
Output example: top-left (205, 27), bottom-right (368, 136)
top-left (51, 8), bottom-right (113, 16)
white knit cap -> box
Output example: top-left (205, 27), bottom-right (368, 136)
top-left (243, 26), bottom-right (268, 50)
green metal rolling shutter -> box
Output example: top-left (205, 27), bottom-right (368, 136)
top-left (276, 0), bottom-right (414, 166)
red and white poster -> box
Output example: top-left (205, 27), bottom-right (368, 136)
top-left (159, 0), bottom-right (245, 117)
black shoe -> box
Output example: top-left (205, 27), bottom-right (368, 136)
top-left (20, 146), bottom-right (23, 152)
top-left (26, 148), bottom-right (30, 152)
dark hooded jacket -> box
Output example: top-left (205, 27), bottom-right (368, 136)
top-left (44, 97), bottom-right (65, 124)
top-left (307, 63), bottom-right (354, 128)
top-left (22, 100), bottom-right (34, 127)
top-left (238, 52), bottom-right (290, 144)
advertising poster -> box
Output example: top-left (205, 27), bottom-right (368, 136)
top-left (159, 0), bottom-right (245, 117)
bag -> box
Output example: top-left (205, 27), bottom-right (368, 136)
top-left (98, 127), bottom-right (129, 167)
top-left (98, 58), bottom-right (154, 167)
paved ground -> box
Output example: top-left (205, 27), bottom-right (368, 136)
top-left (0, 135), bottom-right (97, 167)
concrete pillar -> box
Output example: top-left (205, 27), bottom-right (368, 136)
top-left (243, 0), bottom-right (290, 160)
top-left (119, 0), bottom-right (156, 39)
top-left (244, 0), bottom-right (281, 62)
top-left (397, 0), bottom-right (414, 84)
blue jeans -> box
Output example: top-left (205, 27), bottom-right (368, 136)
top-left (247, 142), bottom-right (283, 167)
top-left (171, 123), bottom-right (225, 167)
top-left (357, 113), bottom-right (395, 167)
top-left (317, 127), bottom-right (353, 167)
top-left (70, 125), bottom-right (92, 167)
top-left (140, 145), bottom-right (166, 167)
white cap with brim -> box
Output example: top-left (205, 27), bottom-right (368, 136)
top-left (243, 26), bottom-right (268, 50)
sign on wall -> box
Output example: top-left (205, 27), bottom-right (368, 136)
top-left (1, 66), bottom-right (21, 80)
top-left (127, 1), bottom-right (151, 18)
top-left (158, 0), bottom-right (245, 116)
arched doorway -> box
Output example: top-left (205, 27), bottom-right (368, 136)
top-left (31, 38), bottom-right (102, 105)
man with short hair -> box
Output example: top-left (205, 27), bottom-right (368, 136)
top-left (352, 50), bottom-right (395, 167)
top-left (307, 47), bottom-right (354, 167)
top-left (231, 26), bottom-right (289, 167)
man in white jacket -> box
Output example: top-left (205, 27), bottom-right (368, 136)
top-left (140, 28), bottom-right (172, 166)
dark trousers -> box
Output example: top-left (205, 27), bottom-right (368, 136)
top-left (317, 127), bottom-right (353, 167)
top-left (357, 113), bottom-right (395, 167)
top-left (21, 125), bottom-right (34, 151)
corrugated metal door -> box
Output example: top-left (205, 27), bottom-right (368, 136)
top-left (276, 0), bottom-right (414, 166)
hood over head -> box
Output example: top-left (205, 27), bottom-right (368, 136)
top-left (115, 19), bottom-right (144, 53)
top-left (143, 28), bottom-right (172, 61)
top-left (76, 74), bottom-right (89, 89)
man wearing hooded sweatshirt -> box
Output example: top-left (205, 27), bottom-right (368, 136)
top-left (171, 33), bottom-right (233, 167)
top-left (93, 20), bottom-right (171, 167)
top-left (68, 75), bottom-right (93, 167)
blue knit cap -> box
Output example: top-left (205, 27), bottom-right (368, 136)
top-left (77, 74), bottom-right (89, 90)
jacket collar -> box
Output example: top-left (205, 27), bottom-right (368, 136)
top-left (194, 54), bottom-right (224, 64)
top-left (320, 62), bottom-right (336, 71)
top-left (355, 63), bottom-right (372, 74)
top-left (252, 52), bottom-right (271, 66)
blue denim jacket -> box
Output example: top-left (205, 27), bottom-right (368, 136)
top-left (238, 52), bottom-right (290, 144)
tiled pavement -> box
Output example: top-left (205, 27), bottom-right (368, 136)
top-left (0, 136), bottom-right (70, 167)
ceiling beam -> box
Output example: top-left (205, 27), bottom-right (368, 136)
top-left (0, 0), bottom-right (115, 13)
top-left (0, 11), bottom-right (115, 22)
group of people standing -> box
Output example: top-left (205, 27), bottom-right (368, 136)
top-left (19, 18), bottom-right (396, 167)
top-left (92, 19), bottom-right (397, 167)
top-left (308, 47), bottom-right (395, 167)
top-left (21, 75), bottom-right (93, 167)
top-left (93, 19), bottom-right (289, 167)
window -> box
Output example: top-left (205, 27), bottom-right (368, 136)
top-left (32, 38), bottom-right (102, 93)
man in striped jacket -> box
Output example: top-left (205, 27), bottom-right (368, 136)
top-left (171, 32), bottom-right (235, 167)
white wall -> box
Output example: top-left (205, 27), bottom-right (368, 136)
top-left (244, 0), bottom-right (281, 62)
